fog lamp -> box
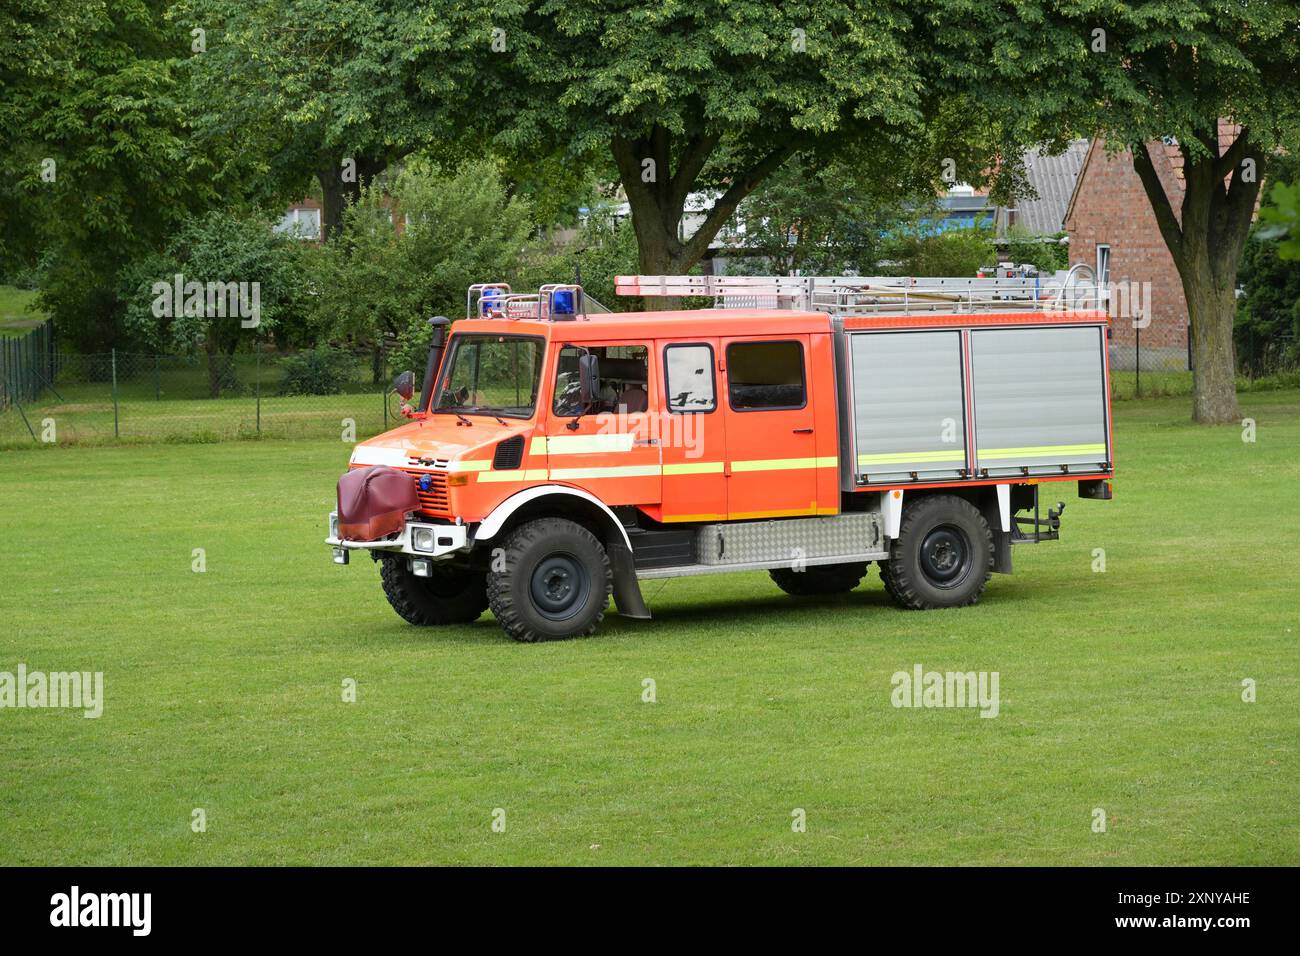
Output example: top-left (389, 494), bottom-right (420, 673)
top-left (332, 547), bottom-right (349, 565)
top-left (411, 557), bottom-right (433, 577)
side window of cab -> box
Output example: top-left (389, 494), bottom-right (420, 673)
top-left (553, 344), bottom-right (650, 418)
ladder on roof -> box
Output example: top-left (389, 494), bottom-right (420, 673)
top-left (614, 264), bottom-right (1106, 317)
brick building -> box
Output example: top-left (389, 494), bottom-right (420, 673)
top-left (1064, 139), bottom-right (1193, 371)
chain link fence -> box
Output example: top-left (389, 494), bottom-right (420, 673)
top-left (5, 332), bottom-right (1298, 449)
top-left (1, 346), bottom-right (406, 448)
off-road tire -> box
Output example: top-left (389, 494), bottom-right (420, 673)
top-left (877, 559), bottom-right (900, 602)
top-left (769, 561), bottom-right (867, 596)
top-left (486, 518), bottom-right (612, 643)
top-left (880, 495), bottom-right (993, 610)
top-left (380, 556), bottom-right (489, 626)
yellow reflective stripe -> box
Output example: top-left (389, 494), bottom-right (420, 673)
top-left (447, 459), bottom-right (492, 473)
top-left (731, 456), bottom-right (837, 472)
top-left (662, 512), bottom-right (726, 522)
top-left (478, 468), bottom-right (549, 483)
top-left (663, 461), bottom-right (725, 475)
top-left (548, 464), bottom-right (661, 480)
top-left (858, 450), bottom-right (965, 466)
top-left (979, 443), bottom-right (1106, 460)
top-left (529, 436), bottom-right (548, 455)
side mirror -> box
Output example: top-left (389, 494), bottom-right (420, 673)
top-left (578, 354), bottom-right (600, 406)
top-left (392, 370), bottom-right (415, 400)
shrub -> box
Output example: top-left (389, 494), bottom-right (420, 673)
top-left (278, 346), bottom-right (353, 396)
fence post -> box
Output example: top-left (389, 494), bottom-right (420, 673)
top-left (256, 346), bottom-right (262, 434)
top-left (1135, 326), bottom-right (1141, 399)
top-left (111, 348), bottom-right (119, 438)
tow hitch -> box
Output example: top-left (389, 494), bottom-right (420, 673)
top-left (1012, 490), bottom-right (1065, 544)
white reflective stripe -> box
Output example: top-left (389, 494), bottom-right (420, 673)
top-left (731, 456), bottom-right (837, 472)
top-left (858, 450), bottom-right (965, 466)
top-left (549, 464), bottom-right (660, 480)
top-left (663, 461), bottom-right (724, 475)
top-left (350, 446), bottom-right (416, 468)
top-left (448, 460), bottom-right (492, 472)
top-left (479, 468), bottom-right (549, 483)
top-left (537, 433), bottom-right (636, 454)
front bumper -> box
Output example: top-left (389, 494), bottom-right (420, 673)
top-left (325, 511), bottom-right (469, 563)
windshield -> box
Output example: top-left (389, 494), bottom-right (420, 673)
top-left (432, 334), bottom-right (544, 419)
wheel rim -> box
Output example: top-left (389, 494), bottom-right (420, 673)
top-left (919, 524), bottom-right (972, 589)
top-left (528, 552), bottom-right (590, 620)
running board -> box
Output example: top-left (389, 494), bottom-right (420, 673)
top-left (636, 550), bottom-right (890, 580)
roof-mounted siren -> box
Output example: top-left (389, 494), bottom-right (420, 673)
top-left (539, 284), bottom-right (584, 321)
top-left (467, 282), bottom-right (512, 319)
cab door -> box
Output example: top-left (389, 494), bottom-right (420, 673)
top-left (542, 341), bottom-right (661, 506)
top-left (719, 336), bottom-right (821, 519)
top-left (657, 339), bottom-right (727, 522)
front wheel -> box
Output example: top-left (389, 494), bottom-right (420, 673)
top-left (380, 556), bottom-right (489, 625)
top-left (880, 495), bottom-right (993, 610)
top-left (486, 518), bottom-right (612, 642)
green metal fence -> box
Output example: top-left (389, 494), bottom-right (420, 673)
top-left (1, 346), bottom-right (404, 448)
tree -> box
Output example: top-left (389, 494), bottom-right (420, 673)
top-left (727, 155), bottom-right (932, 276)
top-left (177, 0), bottom-right (517, 240)
top-left (932, 1), bottom-right (1300, 423)
top-left (308, 160), bottom-right (535, 374)
top-left (122, 210), bottom-right (304, 396)
top-left (1, 0), bottom-right (222, 350)
top-left (506, 2), bottom-right (1001, 279)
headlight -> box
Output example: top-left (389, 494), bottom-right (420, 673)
top-left (329, 513), bottom-right (338, 539)
top-left (412, 527), bottom-right (436, 552)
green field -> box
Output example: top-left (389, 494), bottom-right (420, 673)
top-left (1, 392), bottom-right (1297, 865)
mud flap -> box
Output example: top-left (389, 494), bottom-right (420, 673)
top-left (607, 542), bottom-right (651, 620)
top-left (992, 530), bottom-right (1013, 574)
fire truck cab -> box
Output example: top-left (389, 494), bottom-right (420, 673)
top-left (327, 273), bottom-right (1114, 642)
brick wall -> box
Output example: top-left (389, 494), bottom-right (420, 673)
top-left (1065, 141), bottom-right (1190, 370)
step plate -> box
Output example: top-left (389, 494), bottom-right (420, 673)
top-left (695, 513), bottom-right (882, 566)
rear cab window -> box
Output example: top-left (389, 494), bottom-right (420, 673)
top-left (725, 340), bottom-right (806, 411)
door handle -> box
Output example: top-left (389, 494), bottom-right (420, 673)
top-left (793, 427), bottom-right (814, 434)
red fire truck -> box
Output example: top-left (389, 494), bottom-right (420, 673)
top-left (328, 271), bottom-right (1113, 642)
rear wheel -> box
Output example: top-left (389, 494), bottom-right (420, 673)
top-left (769, 561), bottom-right (867, 596)
top-left (486, 518), bottom-right (612, 642)
top-left (380, 556), bottom-right (489, 625)
top-left (880, 495), bottom-right (993, 610)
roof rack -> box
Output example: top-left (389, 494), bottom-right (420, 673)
top-left (615, 264), bottom-right (1107, 317)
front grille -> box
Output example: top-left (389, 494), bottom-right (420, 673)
top-left (402, 468), bottom-right (450, 516)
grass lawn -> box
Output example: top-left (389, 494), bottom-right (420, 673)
top-left (0, 284), bottom-right (45, 336)
top-left (1, 391), bottom-right (1297, 865)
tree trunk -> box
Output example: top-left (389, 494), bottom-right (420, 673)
top-left (610, 128), bottom-right (801, 309)
top-left (317, 154), bottom-right (388, 241)
top-left (1131, 132), bottom-right (1263, 424)
top-left (1181, 264), bottom-right (1241, 424)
